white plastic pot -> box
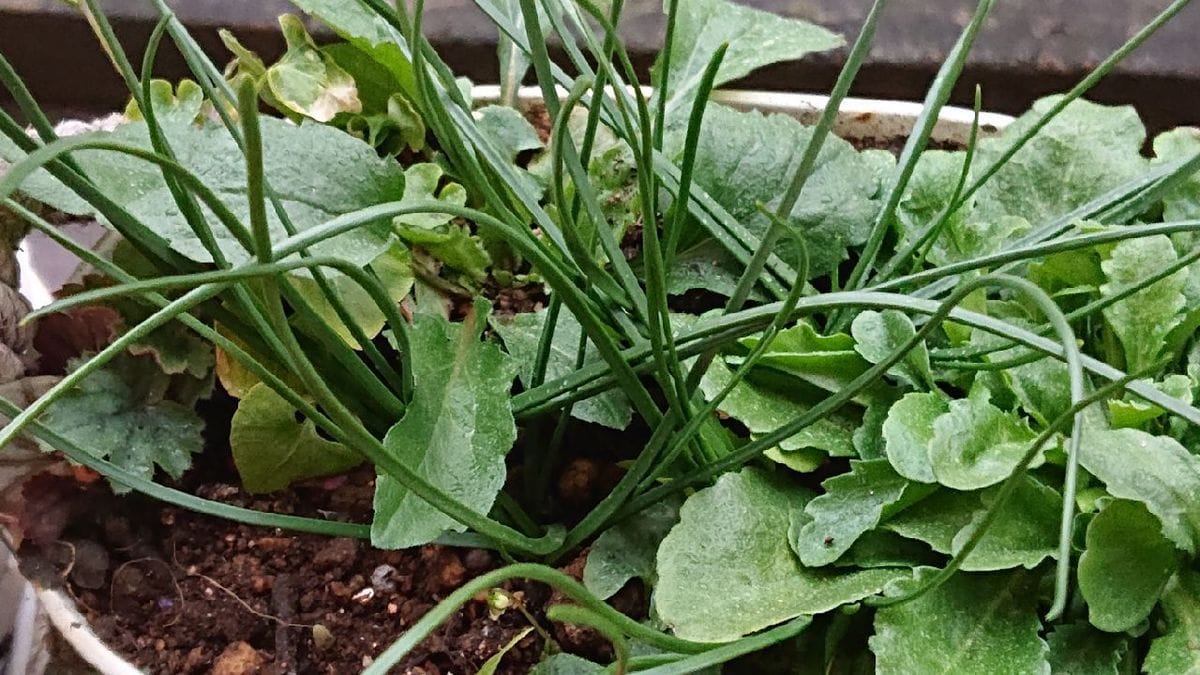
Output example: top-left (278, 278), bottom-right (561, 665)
top-left (8, 90), bottom-right (1012, 674)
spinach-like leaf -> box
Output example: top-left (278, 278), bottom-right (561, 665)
top-left (674, 103), bottom-right (894, 279)
top-left (492, 306), bottom-right (632, 430)
top-left (881, 391), bottom-right (945, 483)
top-left (928, 387), bottom-right (1038, 490)
top-left (655, 467), bottom-right (904, 643)
top-left (1080, 427), bottom-right (1200, 553)
top-left (851, 310), bottom-right (933, 390)
top-left (230, 382), bottom-right (361, 493)
top-left (1045, 623), bottom-right (1125, 675)
top-left (583, 497), bottom-right (681, 600)
top-left (1079, 499), bottom-right (1179, 632)
top-left (951, 476), bottom-right (1060, 572)
top-left (882, 488), bottom-right (979, 553)
top-left (657, 0), bottom-right (841, 115)
top-left (871, 569), bottom-right (1051, 675)
top-left (793, 459), bottom-right (929, 566)
top-left (1101, 235), bottom-right (1189, 374)
top-left (291, 243), bottom-right (414, 348)
top-left (1145, 570), bottom-right (1200, 674)
top-left (372, 308), bottom-right (518, 548)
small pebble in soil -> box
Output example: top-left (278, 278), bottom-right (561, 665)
top-left (212, 641), bottom-right (266, 675)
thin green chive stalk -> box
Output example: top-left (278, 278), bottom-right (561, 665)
top-left (727, 0), bottom-right (890, 311)
top-left (632, 618), bottom-right (812, 675)
top-left (836, 0), bottom-right (995, 316)
top-left (653, 0), bottom-right (683, 152)
top-left (363, 564), bottom-right (713, 675)
top-left (662, 43), bottom-right (728, 272)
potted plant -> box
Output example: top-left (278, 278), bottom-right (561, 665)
top-left (2, 0), bottom-right (1199, 672)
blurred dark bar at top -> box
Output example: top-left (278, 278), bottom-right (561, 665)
top-left (1, 0), bottom-right (1198, 133)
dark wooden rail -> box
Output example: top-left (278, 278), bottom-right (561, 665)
top-left (2, 0), bottom-right (1198, 132)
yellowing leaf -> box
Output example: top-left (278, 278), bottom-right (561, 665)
top-left (267, 15), bottom-right (362, 122)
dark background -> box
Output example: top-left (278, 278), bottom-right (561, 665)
top-left (2, 0), bottom-right (1199, 132)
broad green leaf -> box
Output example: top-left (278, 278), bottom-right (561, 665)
top-left (230, 382), bottom-right (361, 493)
top-left (678, 103), bottom-right (894, 279)
top-left (1154, 127), bottom-right (1200, 222)
top-left (999, 352), bottom-right (1072, 428)
top-left (881, 392), bottom-right (946, 483)
top-left (951, 476), bottom-right (1060, 572)
top-left (794, 459), bottom-right (929, 566)
top-left (128, 322), bottom-right (214, 381)
top-left (973, 97), bottom-right (1147, 226)
top-left (124, 79), bottom-right (206, 126)
top-left (491, 307), bottom-right (631, 430)
top-left (655, 467), bottom-right (904, 643)
top-left (698, 358), bottom-right (856, 460)
top-left (833, 529), bottom-right (940, 570)
top-left (1101, 235), bottom-right (1188, 374)
top-left (8, 118), bottom-right (406, 271)
top-left (1145, 570), bottom-right (1200, 674)
top-left (1108, 374), bottom-right (1194, 429)
top-left (1079, 499), bottom-right (1179, 632)
top-left (665, 239), bottom-right (758, 299)
top-left (267, 15), bottom-right (362, 122)
top-left (42, 354), bottom-right (204, 493)
top-left (474, 105), bottom-right (543, 163)
top-left (291, 243), bottom-right (413, 348)
top-left (851, 310), bottom-right (932, 389)
top-left (883, 488), bottom-right (979, 553)
top-left (871, 569), bottom-right (1051, 675)
top-left (1079, 427), bottom-right (1200, 553)
top-left (372, 309), bottom-right (518, 548)
top-left (657, 0), bottom-right (841, 115)
top-left (739, 321), bottom-right (875, 398)
top-left (583, 497), bottom-right (681, 600)
top-left (928, 387), bottom-right (1038, 490)
top-left (345, 94), bottom-right (426, 156)
top-left (1045, 623), bottom-right (1125, 675)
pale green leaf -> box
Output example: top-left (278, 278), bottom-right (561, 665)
top-left (655, 467), bottom-right (904, 643)
top-left (230, 382), bottom-right (361, 493)
top-left (1079, 427), bottom-right (1200, 553)
top-left (583, 497), bottom-right (681, 600)
top-left (659, 0), bottom-right (842, 115)
top-left (973, 97), bottom-right (1147, 226)
top-left (698, 358), bottom-right (856, 458)
top-left (1045, 623), bottom-right (1125, 675)
top-left (286, 0), bottom-right (414, 92)
top-left (851, 310), bottom-right (933, 389)
top-left (871, 569), bottom-right (1051, 675)
top-left (739, 321), bottom-right (875, 398)
top-left (291, 243), bottom-right (413, 348)
top-left (372, 310), bottom-right (518, 548)
top-left (951, 476), bottom-right (1060, 572)
top-left (794, 459), bottom-right (929, 566)
top-left (492, 307), bottom-right (632, 430)
top-left (1154, 127), bottom-right (1200, 222)
top-left (474, 105), bottom-right (543, 163)
top-left (1108, 375), bottom-right (1194, 429)
top-left (928, 388), bottom-right (1038, 490)
top-left (1079, 499), bottom-right (1179, 632)
top-left (1145, 570), bottom-right (1200, 675)
top-left (677, 103), bottom-right (894, 279)
top-left (42, 355), bottom-right (204, 493)
top-left (883, 488), bottom-right (979, 553)
top-left (881, 392), bottom-right (946, 483)
top-left (8, 118), bottom-right (405, 271)
top-left (1101, 235), bottom-right (1188, 374)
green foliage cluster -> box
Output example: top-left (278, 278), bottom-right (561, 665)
top-left (3, 0), bottom-right (1200, 671)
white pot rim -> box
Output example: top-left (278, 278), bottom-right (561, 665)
top-left (15, 88), bottom-right (1013, 674)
